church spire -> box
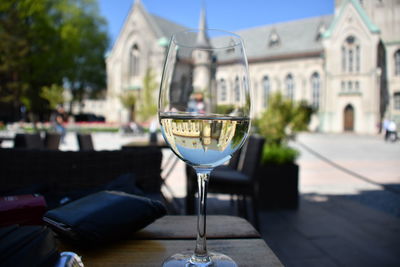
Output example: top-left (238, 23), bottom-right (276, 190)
top-left (196, 3), bottom-right (211, 48)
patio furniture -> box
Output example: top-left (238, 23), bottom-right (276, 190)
top-left (44, 133), bottom-right (61, 150)
top-left (13, 133), bottom-right (44, 149)
top-left (123, 139), bottom-right (182, 213)
top-left (0, 147), bottom-right (163, 209)
top-left (77, 133), bottom-right (94, 151)
top-left (186, 135), bottom-right (265, 229)
top-left (58, 215), bottom-right (283, 266)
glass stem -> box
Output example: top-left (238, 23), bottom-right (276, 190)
top-left (193, 168), bottom-right (211, 260)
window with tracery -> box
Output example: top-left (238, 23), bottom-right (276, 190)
top-left (129, 44), bottom-right (140, 77)
top-left (285, 74), bottom-right (294, 101)
top-left (311, 72), bottom-right (320, 109)
top-left (219, 79), bottom-right (227, 101)
top-left (262, 76), bottom-right (270, 108)
top-left (342, 36), bottom-right (360, 73)
top-left (395, 50), bottom-right (400, 76)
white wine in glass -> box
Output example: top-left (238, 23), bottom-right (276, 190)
top-left (159, 29), bottom-right (251, 267)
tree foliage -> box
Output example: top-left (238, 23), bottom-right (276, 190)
top-left (0, 0), bottom-right (108, 120)
top-left (119, 90), bottom-right (137, 122)
top-left (256, 91), bottom-right (313, 146)
top-left (137, 68), bottom-right (158, 122)
top-left (40, 84), bottom-right (65, 109)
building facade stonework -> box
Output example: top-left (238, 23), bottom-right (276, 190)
top-left (103, 0), bottom-right (400, 134)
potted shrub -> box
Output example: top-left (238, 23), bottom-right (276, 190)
top-left (254, 92), bottom-right (313, 209)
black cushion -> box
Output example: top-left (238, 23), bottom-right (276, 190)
top-left (43, 191), bottom-right (167, 244)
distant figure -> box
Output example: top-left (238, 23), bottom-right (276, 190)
top-left (188, 92), bottom-right (205, 114)
top-left (387, 120), bottom-right (398, 142)
top-left (382, 118), bottom-right (390, 141)
top-left (51, 106), bottom-right (67, 143)
top-left (20, 105), bottom-right (27, 122)
top-left (149, 119), bottom-right (158, 144)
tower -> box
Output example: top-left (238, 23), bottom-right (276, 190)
top-left (192, 6), bottom-right (212, 93)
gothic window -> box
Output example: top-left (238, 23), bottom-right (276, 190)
top-left (348, 81), bottom-right (353, 91)
top-left (394, 92), bottom-right (400, 110)
top-left (342, 36), bottom-right (360, 73)
top-left (342, 46), bottom-right (346, 72)
top-left (234, 76), bottom-right (240, 102)
top-left (262, 76), bottom-right (270, 108)
top-left (355, 81), bottom-right (360, 91)
top-left (219, 79), bottom-right (227, 102)
top-left (285, 74), bottom-right (294, 101)
top-left (129, 44), bottom-right (140, 77)
top-left (311, 72), bottom-right (320, 109)
top-left (180, 76), bottom-right (187, 102)
top-left (356, 45), bottom-right (360, 72)
top-left (395, 50), bottom-right (400, 76)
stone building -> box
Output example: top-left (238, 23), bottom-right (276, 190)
top-left (103, 0), bottom-right (400, 134)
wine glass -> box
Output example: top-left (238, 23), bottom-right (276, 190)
top-left (158, 29), bottom-right (251, 267)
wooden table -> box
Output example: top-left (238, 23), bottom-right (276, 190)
top-left (59, 215), bottom-right (283, 266)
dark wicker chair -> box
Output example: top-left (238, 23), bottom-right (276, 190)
top-left (0, 147), bottom-right (163, 209)
top-left (77, 133), bottom-right (94, 151)
top-left (44, 133), bottom-right (61, 150)
top-left (186, 135), bottom-right (265, 229)
top-left (13, 133), bottom-right (45, 149)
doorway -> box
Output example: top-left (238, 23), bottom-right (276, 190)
top-left (344, 104), bottom-right (354, 131)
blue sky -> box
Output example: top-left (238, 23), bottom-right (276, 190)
top-left (98, 0), bottom-right (334, 46)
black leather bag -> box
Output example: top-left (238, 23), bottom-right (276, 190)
top-left (43, 190), bottom-right (167, 244)
top-left (0, 225), bottom-right (59, 267)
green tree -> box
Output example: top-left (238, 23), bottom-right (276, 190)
top-left (137, 68), bottom-right (158, 122)
top-left (0, 0), bottom-right (64, 119)
top-left (59, 0), bottom-right (109, 109)
top-left (119, 91), bottom-right (137, 122)
top-left (0, 0), bottom-right (109, 120)
top-left (256, 92), bottom-right (312, 146)
top-left (40, 84), bottom-right (65, 109)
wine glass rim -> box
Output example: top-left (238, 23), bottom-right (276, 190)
top-left (171, 28), bottom-right (244, 50)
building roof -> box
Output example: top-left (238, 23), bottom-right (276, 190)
top-left (149, 13), bottom-right (187, 41)
top-left (116, 1), bottom-right (334, 62)
top-left (230, 15), bottom-right (333, 61)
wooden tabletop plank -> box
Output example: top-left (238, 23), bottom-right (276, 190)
top-left (67, 239), bottom-right (283, 267)
top-left (134, 215), bottom-right (260, 240)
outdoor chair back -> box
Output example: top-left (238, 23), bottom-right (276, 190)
top-left (44, 133), bottom-right (61, 150)
top-left (13, 133), bottom-right (44, 149)
top-left (77, 133), bottom-right (94, 151)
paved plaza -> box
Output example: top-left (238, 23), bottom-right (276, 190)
top-left (4, 130), bottom-right (399, 266)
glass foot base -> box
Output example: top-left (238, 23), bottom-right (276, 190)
top-left (162, 251), bottom-right (237, 267)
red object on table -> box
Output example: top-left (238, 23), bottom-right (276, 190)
top-left (0, 194), bottom-right (47, 226)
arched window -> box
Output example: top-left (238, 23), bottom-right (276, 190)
top-left (180, 75), bottom-right (187, 102)
top-left (262, 76), bottom-right (270, 108)
top-left (342, 36), bottom-right (360, 73)
top-left (395, 50), bottom-right (400, 76)
top-left (234, 76), bottom-right (240, 102)
top-left (285, 74), bottom-right (294, 101)
top-left (342, 46), bottom-right (346, 72)
top-left (394, 92), bottom-right (400, 110)
top-left (219, 79), bottom-right (227, 101)
top-left (311, 72), bottom-right (320, 109)
top-left (129, 44), bottom-right (140, 77)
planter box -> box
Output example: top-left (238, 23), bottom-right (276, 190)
top-left (256, 162), bottom-right (299, 210)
